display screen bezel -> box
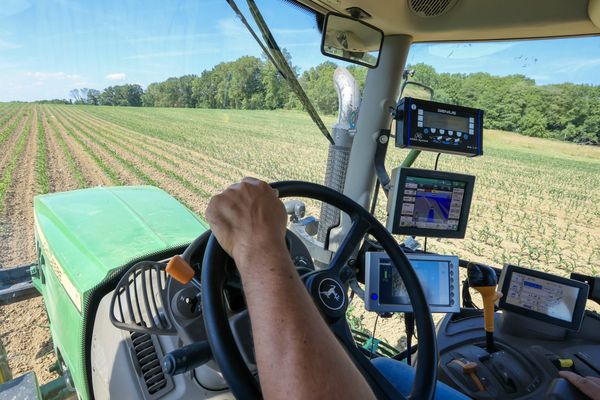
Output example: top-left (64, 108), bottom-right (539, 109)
top-left (397, 97), bottom-right (484, 157)
top-left (364, 252), bottom-right (460, 314)
top-left (391, 168), bottom-right (475, 238)
top-left (498, 265), bottom-right (589, 330)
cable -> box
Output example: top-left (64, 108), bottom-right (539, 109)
top-left (370, 314), bottom-right (380, 358)
top-left (224, 0), bottom-right (334, 145)
top-left (404, 312), bottom-right (415, 366)
top-left (245, 0), bottom-right (335, 145)
top-left (370, 179), bottom-right (380, 215)
top-left (434, 152), bottom-right (442, 170)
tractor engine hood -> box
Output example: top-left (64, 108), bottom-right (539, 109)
top-left (32, 186), bottom-right (207, 399)
top-left (33, 185), bottom-right (207, 312)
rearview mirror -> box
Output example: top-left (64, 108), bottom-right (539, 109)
top-left (321, 13), bottom-right (384, 68)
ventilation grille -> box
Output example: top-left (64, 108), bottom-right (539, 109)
top-left (408, 0), bottom-right (458, 17)
top-left (130, 331), bottom-right (173, 398)
top-left (110, 261), bottom-right (176, 336)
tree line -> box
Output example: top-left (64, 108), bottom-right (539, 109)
top-left (63, 56), bottom-right (599, 144)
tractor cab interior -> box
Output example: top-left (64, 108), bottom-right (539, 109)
top-left (2, 1), bottom-right (600, 400)
top-left (92, 1), bottom-right (600, 399)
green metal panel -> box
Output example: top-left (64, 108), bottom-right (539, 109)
top-left (31, 186), bottom-right (208, 399)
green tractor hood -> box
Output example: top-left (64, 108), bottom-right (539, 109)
top-left (34, 186), bottom-right (207, 309)
top-left (32, 186), bottom-right (208, 399)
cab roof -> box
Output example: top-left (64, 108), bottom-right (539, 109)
top-left (294, 0), bottom-right (600, 42)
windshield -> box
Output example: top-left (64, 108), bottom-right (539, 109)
top-left (1, 0), bottom-right (599, 382)
top-left (399, 38), bottom-right (600, 274)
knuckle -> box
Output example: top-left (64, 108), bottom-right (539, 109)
top-left (257, 180), bottom-right (270, 190)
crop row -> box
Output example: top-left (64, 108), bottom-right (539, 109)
top-left (81, 106), bottom-right (600, 277)
top-left (0, 111), bottom-right (32, 213)
top-left (8, 104), bottom-right (597, 279)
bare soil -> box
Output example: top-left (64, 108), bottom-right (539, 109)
top-left (40, 109), bottom-right (80, 192)
top-left (1, 104), bottom-right (597, 385)
top-left (0, 108), bottom-right (56, 383)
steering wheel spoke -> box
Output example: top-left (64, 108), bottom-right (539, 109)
top-left (198, 181), bottom-right (437, 400)
top-left (328, 215), bottom-right (371, 276)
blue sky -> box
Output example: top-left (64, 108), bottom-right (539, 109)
top-left (1, 0), bottom-right (600, 101)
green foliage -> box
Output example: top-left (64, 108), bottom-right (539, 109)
top-left (98, 84), bottom-right (143, 106)
top-left (298, 61), bottom-right (338, 113)
top-left (143, 76), bottom-right (197, 108)
top-left (67, 56), bottom-right (600, 145)
top-left (35, 107), bottom-right (50, 194)
top-left (407, 63), bottom-right (600, 144)
top-left (0, 113), bottom-right (30, 213)
top-left (35, 99), bottom-right (72, 104)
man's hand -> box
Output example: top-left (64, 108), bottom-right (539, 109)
top-left (204, 178), bottom-right (376, 400)
top-left (559, 371), bottom-right (600, 400)
top-left (205, 177), bottom-right (287, 265)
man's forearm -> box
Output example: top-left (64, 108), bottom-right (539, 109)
top-left (236, 245), bottom-right (375, 400)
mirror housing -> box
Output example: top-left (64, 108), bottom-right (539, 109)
top-left (321, 12), bottom-right (384, 68)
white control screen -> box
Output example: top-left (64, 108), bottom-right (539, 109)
top-left (505, 272), bottom-right (580, 322)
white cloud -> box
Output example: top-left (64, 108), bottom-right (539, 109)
top-left (1, 71), bottom-right (93, 101)
top-left (427, 42), bottom-right (516, 59)
top-left (0, 39), bottom-right (21, 50)
top-left (23, 71), bottom-right (82, 81)
top-left (554, 58), bottom-right (600, 73)
top-left (125, 49), bottom-right (219, 60)
top-left (272, 28), bottom-right (317, 35)
top-left (106, 72), bottom-right (126, 81)
top-left (218, 18), bottom-right (248, 38)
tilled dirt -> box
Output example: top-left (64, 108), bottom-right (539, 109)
top-left (46, 110), bottom-right (114, 187)
top-left (0, 104), bottom-right (472, 386)
top-left (40, 109), bottom-right (80, 192)
top-left (0, 115), bottom-right (28, 173)
top-left (0, 107), bottom-right (56, 383)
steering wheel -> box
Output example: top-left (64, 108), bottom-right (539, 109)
top-left (196, 181), bottom-right (437, 399)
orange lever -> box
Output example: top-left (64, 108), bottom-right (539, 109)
top-left (166, 255), bottom-right (195, 285)
top-left (472, 287), bottom-right (502, 333)
top-left (451, 359), bottom-right (486, 392)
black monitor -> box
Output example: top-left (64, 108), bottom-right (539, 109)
top-left (365, 252), bottom-right (460, 313)
top-left (386, 168), bottom-right (475, 238)
top-left (498, 265), bottom-right (589, 330)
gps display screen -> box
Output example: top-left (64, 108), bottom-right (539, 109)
top-left (398, 176), bottom-right (466, 231)
top-left (379, 258), bottom-right (452, 306)
top-left (505, 272), bottom-right (580, 322)
top-left (423, 111), bottom-right (469, 133)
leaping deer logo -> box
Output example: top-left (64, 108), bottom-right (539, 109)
top-left (320, 285), bottom-right (340, 302)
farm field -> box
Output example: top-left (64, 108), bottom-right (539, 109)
top-left (0, 103), bottom-right (599, 382)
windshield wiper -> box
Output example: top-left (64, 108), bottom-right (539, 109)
top-left (225, 0), bottom-right (335, 145)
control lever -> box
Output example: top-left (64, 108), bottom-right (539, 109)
top-left (450, 358), bottom-right (485, 392)
top-left (166, 255), bottom-right (202, 293)
top-left (467, 263), bottom-right (502, 353)
top-left (163, 341), bottom-right (212, 376)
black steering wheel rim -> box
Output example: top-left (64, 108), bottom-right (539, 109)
top-left (199, 181), bottom-right (438, 399)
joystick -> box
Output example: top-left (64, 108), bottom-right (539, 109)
top-left (467, 263), bottom-right (502, 352)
